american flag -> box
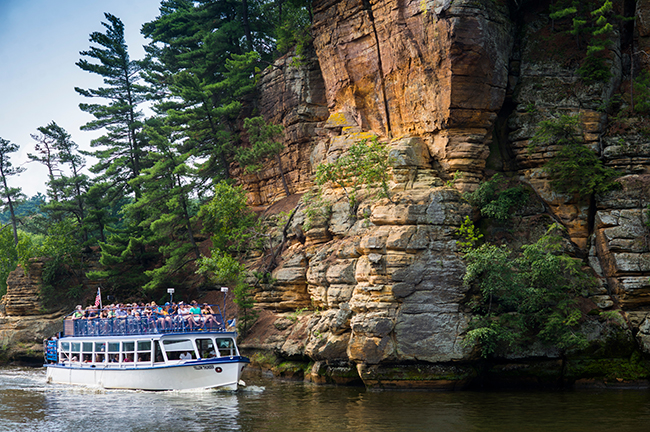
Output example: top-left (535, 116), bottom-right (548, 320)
top-left (94, 287), bottom-right (101, 307)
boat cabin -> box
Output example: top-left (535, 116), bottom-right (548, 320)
top-left (57, 333), bottom-right (240, 367)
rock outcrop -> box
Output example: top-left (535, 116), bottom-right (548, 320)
top-left (238, 0), bottom-right (650, 388)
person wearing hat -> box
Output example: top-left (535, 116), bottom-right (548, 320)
top-left (72, 305), bottom-right (83, 319)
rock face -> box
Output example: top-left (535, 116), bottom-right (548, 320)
top-left (238, 0), bottom-right (650, 388)
top-left (0, 258), bottom-right (101, 363)
top-left (2, 259), bottom-right (46, 316)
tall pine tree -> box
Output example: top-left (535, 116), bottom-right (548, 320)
top-left (76, 13), bottom-right (149, 202)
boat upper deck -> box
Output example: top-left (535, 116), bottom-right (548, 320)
top-left (63, 306), bottom-right (226, 338)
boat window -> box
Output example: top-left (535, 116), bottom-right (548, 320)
top-left (122, 341), bottom-right (135, 363)
top-left (154, 341), bottom-right (164, 363)
top-left (196, 339), bottom-right (216, 358)
top-left (95, 353), bottom-right (105, 363)
top-left (70, 342), bottom-right (81, 362)
top-left (61, 342), bottom-right (70, 351)
top-left (137, 341), bottom-right (151, 351)
top-left (215, 338), bottom-right (236, 357)
top-left (162, 339), bottom-right (195, 360)
top-left (108, 342), bottom-right (120, 352)
top-left (136, 340), bottom-right (151, 362)
top-left (83, 342), bottom-right (93, 352)
top-left (95, 342), bottom-right (106, 352)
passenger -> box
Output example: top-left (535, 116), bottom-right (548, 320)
top-left (178, 302), bottom-right (192, 331)
top-left (116, 304), bottom-right (128, 318)
top-left (189, 301), bottom-right (203, 330)
top-left (202, 304), bottom-right (220, 330)
top-left (179, 351), bottom-right (192, 360)
top-left (72, 305), bottom-right (84, 319)
top-left (156, 303), bottom-right (172, 331)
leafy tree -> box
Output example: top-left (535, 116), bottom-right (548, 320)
top-left (38, 219), bottom-right (86, 307)
top-left (196, 181), bottom-right (263, 334)
top-left (198, 181), bottom-right (261, 255)
top-left (464, 173), bottom-right (528, 221)
top-left (0, 227), bottom-right (37, 298)
top-left (0, 138), bottom-right (25, 245)
top-left (76, 13), bottom-right (149, 203)
top-left (237, 116), bottom-right (289, 196)
top-left (315, 136), bottom-right (392, 214)
top-left (196, 249), bottom-right (257, 335)
top-left (530, 114), bottom-right (619, 199)
top-left (462, 225), bottom-right (592, 357)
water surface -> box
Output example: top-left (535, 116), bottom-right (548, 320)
top-left (1, 367), bottom-right (649, 431)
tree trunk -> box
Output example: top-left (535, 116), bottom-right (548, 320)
top-left (242, 0), bottom-right (254, 52)
top-left (275, 153), bottom-right (290, 197)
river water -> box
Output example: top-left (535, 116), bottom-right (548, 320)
top-left (1, 367), bottom-right (650, 432)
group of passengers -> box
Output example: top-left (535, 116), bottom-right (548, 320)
top-left (69, 300), bottom-right (222, 333)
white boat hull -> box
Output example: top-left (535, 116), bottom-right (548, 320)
top-left (46, 358), bottom-right (248, 391)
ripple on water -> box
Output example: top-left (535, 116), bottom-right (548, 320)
top-left (2, 367), bottom-right (650, 432)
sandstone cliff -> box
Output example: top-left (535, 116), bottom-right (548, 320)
top-left (237, 0), bottom-right (650, 388)
top-left (4, 0), bottom-right (650, 387)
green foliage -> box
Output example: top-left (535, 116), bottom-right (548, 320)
top-left (463, 173), bottom-right (528, 220)
top-left (0, 137), bottom-right (25, 246)
top-left (75, 13), bottom-right (148, 202)
top-left (462, 224), bottom-right (592, 357)
top-left (275, 0), bottom-right (312, 57)
top-left (124, 122), bottom-right (201, 292)
top-left (531, 114), bottom-right (619, 198)
top-left (455, 216), bottom-right (483, 251)
top-left (198, 181), bottom-right (261, 255)
top-left (197, 181), bottom-right (261, 334)
top-left (445, 171), bottom-right (463, 188)
top-left (548, 0), bottom-right (619, 83)
top-left (237, 117), bottom-right (285, 174)
top-left (196, 249), bottom-right (257, 336)
top-left (301, 190), bottom-right (331, 232)
top-left (633, 70), bottom-right (650, 113)
top-left (315, 136), bottom-right (391, 214)
top-left (38, 219), bottom-right (86, 307)
top-left (0, 194), bottom-right (45, 226)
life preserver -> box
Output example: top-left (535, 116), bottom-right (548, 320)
top-left (215, 367), bottom-right (223, 373)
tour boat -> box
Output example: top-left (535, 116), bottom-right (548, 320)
top-left (44, 307), bottom-right (249, 391)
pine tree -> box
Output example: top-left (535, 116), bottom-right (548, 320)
top-left (0, 138), bottom-right (25, 245)
top-left (125, 121), bottom-right (202, 290)
top-left (237, 116), bottom-right (289, 196)
top-left (75, 13), bottom-right (149, 202)
top-left (30, 122), bottom-right (90, 239)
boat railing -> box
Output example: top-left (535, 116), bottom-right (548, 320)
top-left (62, 305), bottom-right (226, 337)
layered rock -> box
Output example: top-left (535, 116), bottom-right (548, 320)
top-left (310, 0), bottom-right (513, 190)
top-left (235, 48), bottom-right (329, 206)
top-left (239, 0), bottom-right (650, 388)
top-left (2, 259), bottom-right (46, 316)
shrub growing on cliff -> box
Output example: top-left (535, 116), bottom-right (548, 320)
top-left (463, 173), bottom-right (528, 220)
top-left (462, 224), bottom-right (592, 357)
top-left (530, 114), bottom-right (619, 199)
top-left (315, 136), bottom-right (391, 215)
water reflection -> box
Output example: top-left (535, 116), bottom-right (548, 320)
top-left (1, 367), bottom-right (650, 432)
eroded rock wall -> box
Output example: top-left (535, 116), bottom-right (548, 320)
top-left (240, 0), bottom-right (650, 388)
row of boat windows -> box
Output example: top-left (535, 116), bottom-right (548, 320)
top-left (59, 338), bottom-right (236, 364)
